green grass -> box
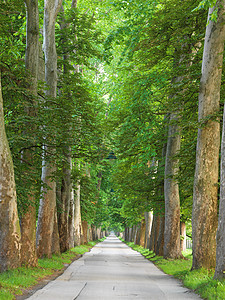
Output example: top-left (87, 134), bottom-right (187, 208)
top-left (123, 240), bottom-right (225, 300)
top-left (0, 241), bottom-right (99, 299)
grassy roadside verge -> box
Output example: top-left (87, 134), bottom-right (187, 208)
top-left (122, 240), bottom-right (225, 300)
top-left (0, 239), bottom-right (104, 300)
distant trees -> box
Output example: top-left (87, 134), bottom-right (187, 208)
top-left (102, 0), bottom-right (225, 276)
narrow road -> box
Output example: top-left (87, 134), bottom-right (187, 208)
top-left (27, 234), bottom-right (201, 299)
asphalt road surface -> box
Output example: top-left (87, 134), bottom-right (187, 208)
top-left (27, 234), bottom-right (202, 300)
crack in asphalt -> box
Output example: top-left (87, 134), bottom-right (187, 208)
top-left (73, 282), bottom-right (87, 300)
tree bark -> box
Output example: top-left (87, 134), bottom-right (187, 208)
top-left (164, 114), bottom-right (182, 259)
top-left (180, 222), bottom-right (186, 252)
top-left (51, 205), bottom-right (60, 255)
top-left (139, 218), bottom-right (146, 247)
top-left (87, 224), bottom-right (93, 242)
top-left (20, 0), bottom-right (39, 267)
top-left (37, 163), bottom-right (56, 257)
top-left (214, 3), bottom-right (225, 275)
top-left (68, 181), bottom-right (75, 248)
top-left (215, 101), bottom-right (225, 278)
top-left (215, 106), bottom-right (225, 279)
top-left (134, 224), bottom-right (141, 245)
top-left (156, 215), bottom-right (165, 256)
top-left (20, 206), bottom-right (37, 266)
top-left (74, 180), bottom-right (82, 246)
top-left (149, 214), bottom-right (160, 252)
top-left (57, 158), bottom-right (71, 252)
top-left (192, 1), bottom-right (225, 270)
top-left (82, 220), bottom-right (88, 244)
top-left (0, 73), bottom-right (21, 272)
top-left (97, 227), bottom-right (101, 240)
top-left (124, 227), bottom-right (129, 241)
top-left (144, 212), bottom-right (153, 248)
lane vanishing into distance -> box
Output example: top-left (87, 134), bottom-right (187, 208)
top-left (26, 234), bottom-right (202, 300)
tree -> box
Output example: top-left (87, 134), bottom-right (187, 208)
top-left (214, 2), bottom-right (225, 279)
top-left (192, 0), bottom-right (225, 270)
top-left (215, 96), bottom-right (225, 278)
top-left (36, 0), bottom-right (63, 258)
top-left (20, 0), bottom-right (39, 267)
top-left (0, 72), bottom-right (21, 272)
top-left (164, 114), bottom-right (182, 259)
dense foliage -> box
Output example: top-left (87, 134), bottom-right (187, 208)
top-left (1, 0), bottom-right (225, 282)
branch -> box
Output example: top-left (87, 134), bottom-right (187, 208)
top-left (15, 155), bottom-right (33, 166)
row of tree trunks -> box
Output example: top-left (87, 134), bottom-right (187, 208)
top-left (122, 220), bottom-right (146, 247)
top-left (123, 216), bottom-right (186, 257)
top-left (0, 0), bottom-right (106, 271)
top-left (81, 223), bottom-right (106, 244)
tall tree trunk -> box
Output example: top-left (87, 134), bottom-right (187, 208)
top-left (37, 163), bottom-right (57, 257)
top-left (214, 2), bottom-right (225, 277)
top-left (36, 0), bottom-right (63, 258)
top-left (164, 114), bottom-right (182, 259)
top-left (144, 211), bottom-right (153, 249)
top-left (215, 101), bottom-right (225, 279)
top-left (20, 0), bottom-right (39, 267)
top-left (149, 214), bottom-right (160, 252)
top-left (125, 227), bottom-right (129, 242)
top-left (0, 73), bottom-right (21, 272)
top-left (74, 180), bottom-right (82, 246)
top-left (51, 205), bottom-right (60, 255)
top-left (97, 227), bottom-right (101, 240)
top-left (57, 155), bottom-right (71, 252)
top-left (134, 223), bottom-right (141, 245)
top-left (87, 224), bottom-right (93, 242)
top-left (68, 177), bottom-right (75, 248)
top-left (132, 225), bottom-right (137, 243)
top-left (139, 218), bottom-right (146, 247)
top-left (82, 220), bottom-right (88, 244)
top-left (57, 0), bottom-right (78, 251)
top-left (127, 227), bottom-right (131, 242)
top-left (180, 222), bottom-right (186, 252)
top-left (192, 1), bottom-right (225, 270)
top-left (156, 215), bottom-right (165, 256)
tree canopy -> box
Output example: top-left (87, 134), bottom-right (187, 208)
top-left (1, 0), bottom-right (225, 280)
